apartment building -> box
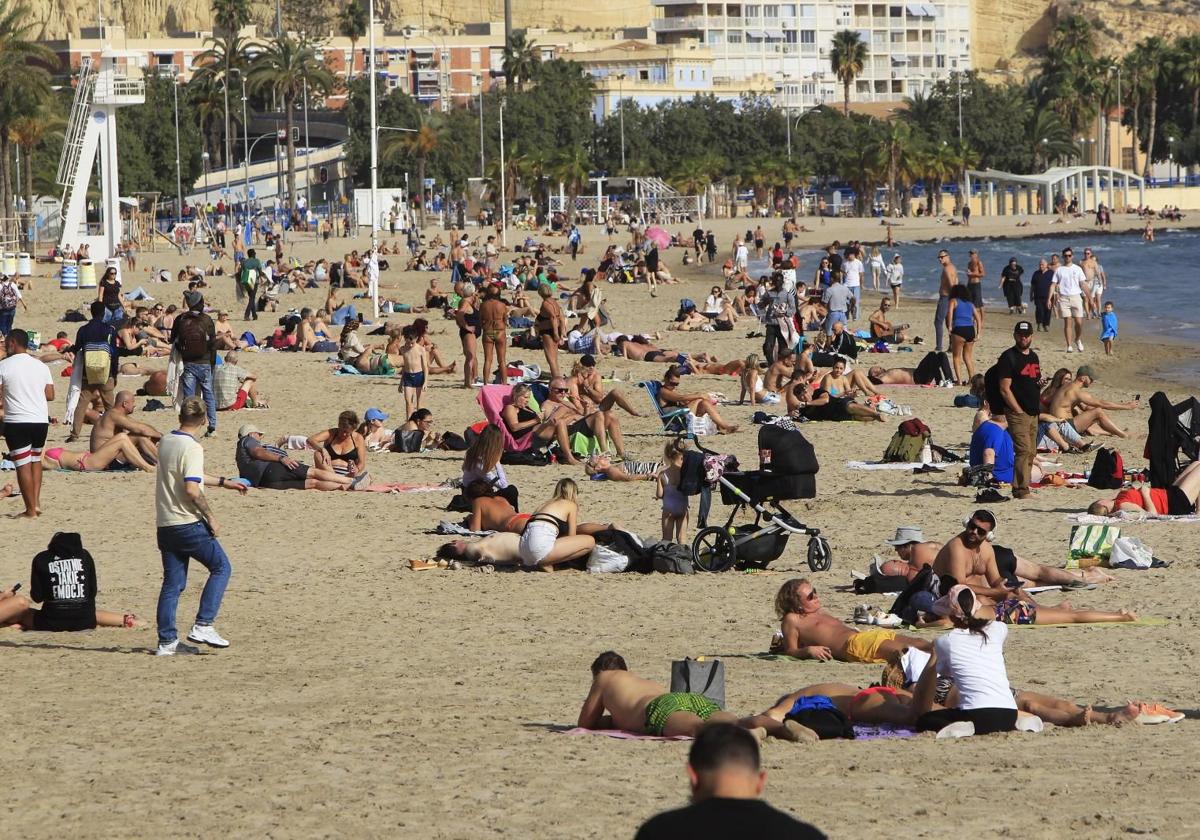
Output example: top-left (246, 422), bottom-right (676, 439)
top-left (650, 1), bottom-right (972, 110)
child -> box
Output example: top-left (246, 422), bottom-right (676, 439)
top-left (656, 440), bottom-right (689, 543)
top-left (398, 325), bottom-right (428, 418)
top-left (1100, 301), bottom-right (1118, 356)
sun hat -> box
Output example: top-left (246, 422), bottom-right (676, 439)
top-left (237, 423), bottom-right (263, 438)
top-left (931, 584), bottom-right (977, 620)
top-left (885, 526), bottom-right (925, 546)
top-left (364, 408), bottom-right (388, 422)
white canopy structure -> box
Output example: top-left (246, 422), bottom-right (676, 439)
top-left (964, 165), bottom-right (1145, 217)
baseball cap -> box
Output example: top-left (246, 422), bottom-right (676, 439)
top-left (580, 354), bottom-right (596, 368)
top-left (364, 408), bottom-right (389, 422)
top-left (237, 423), bottom-right (263, 438)
top-left (884, 526), bottom-right (925, 546)
top-left (931, 584), bottom-right (977, 620)
top-left (1075, 365), bottom-right (1096, 380)
top-left (1013, 320), bottom-right (1033, 334)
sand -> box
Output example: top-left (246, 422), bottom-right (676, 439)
top-left (4, 211), bottom-right (1199, 839)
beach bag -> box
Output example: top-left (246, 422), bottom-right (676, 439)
top-left (82, 342), bottom-right (113, 386)
top-left (239, 265), bottom-right (259, 294)
top-left (687, 412), bottom-right (716, 436)
top-left (1086, 447), bottom-right (1124, 490)
top-left (440, 431), bottom-right (468, 451)
top-left (1067, 524), bottom-right (1120, 568)
top-left (1109, 536), bottom-right (1154, 570)
top-left (0, 280), bottom-right (18, 309)
top-left (650, 542), bottom-right (694, 574)
top-left (586, 544), bottom-right (630, 574)
top-left (883, 430), bottom-right (925, 463)
top-left (670, 658), bottom-right (724, 709)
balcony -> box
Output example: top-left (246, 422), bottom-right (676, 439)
top-left (653, 15), bottom-right (728, 30)
top-left (94, 73), bottom-right (145, 105)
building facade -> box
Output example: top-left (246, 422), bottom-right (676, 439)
top-left (650, 0), bottom-right (971, 110)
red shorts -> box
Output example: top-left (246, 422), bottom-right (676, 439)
top-left (220, 389), bottom-right (248, 411)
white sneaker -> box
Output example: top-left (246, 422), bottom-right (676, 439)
top-left (1065, 346), bottom-right (1075, 353)
top-left (870, 610), bottom-right (904, 628)
top-left (156, 640), bottom-right (201, 656)
top-left (935, 721), bottom-right (976, 739)
top-left (1016, 713), bottom-right (1045, 733)
top-left (1075, 339), bottom-right (1084, 352)
top-left (187, 624), bottom-right (230, 648)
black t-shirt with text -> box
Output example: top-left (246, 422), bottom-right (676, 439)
top-left (994, 346), bottom-right (1041, 415)
top-left (30, 541), bottom-right (98, 631)
top-left (634, 798), bottom-right (826, 840)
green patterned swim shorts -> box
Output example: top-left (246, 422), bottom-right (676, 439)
top-left (645, 692), bottom-right (721, 736)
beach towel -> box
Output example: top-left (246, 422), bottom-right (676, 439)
top-left (852, 725), bottom-right (917, 740)
top-left (477, 384), bottom-right (533, 452)
top-left (1066, 513), bottom-right (1200, 525)
top-left (363, 483), bottom-right (450, 493)
top-left (846, 461), bottom-right (928, 470)
top-left (432, 521), bottom-right (495, 536)
top-left (903, 617), bottom-right (1167, 630)
top-left (560, 727), bottom-right (692, 742)
top-left (332, 364), bottom-right (395, 377)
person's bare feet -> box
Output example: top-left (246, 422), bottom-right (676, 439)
top-left (1118, 609), bottom-right (1138, 621)
top-left (0, 483), bottom-right (13, 498)
top-left (1082, 567), bottom-right (1116, 583)
top-left (1110, 702), bottom-right (1141, 725)
top-left (718, 425), bottom-right (739, 435)
top-left (782, 720), bottom-right (820, 743)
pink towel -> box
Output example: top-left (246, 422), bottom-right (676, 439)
top-left (477, 384), bottom-right (533, 451)
top-left (560, 727), bottom-right (692, 742)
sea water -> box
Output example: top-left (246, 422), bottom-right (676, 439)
top-left (744, 228), bottom-right (1200, 383)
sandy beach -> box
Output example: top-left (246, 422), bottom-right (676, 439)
top-left (3, 210), bottom-right (1199, 839)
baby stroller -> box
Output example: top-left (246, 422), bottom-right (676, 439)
top-left (689, 425), bottom-right (832, 573)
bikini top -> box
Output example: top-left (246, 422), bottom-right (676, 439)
top-left (516, 407), bottom-right (539, 424)
top-left (325, 437), bottom-right (359, 463)
top-left (527, 512), bottom-right (568, 536)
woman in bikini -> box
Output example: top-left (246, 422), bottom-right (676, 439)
top-left (43, 435), bottom-right (156, 472)
top-left (499, 383), bottom-right (582, 466)
top-left (535, 283), bottom-right (565, 380)
top-left (817, 357), bottom-right (881, 399)
top-left (339, 320), bottom-right (393, 375)
top-left (307, 410), bottom-right (368, 480)
top-left (455, 283), bottom-right (480, 388)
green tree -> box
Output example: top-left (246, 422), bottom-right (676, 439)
top-left (192, 32), bottom-right (250, 168)
top-left (829, 30), bottom-right (867, 117)
top-left (248, 33), bottom-right (336, 209)
top-left (382, 110), bottom-right (443, 226)
top-left (550, 144), bottom-right (590, 225)
top-left (116, 76), bottom-right (204, 200)
top-left (337, 1), bottom-right (368, 83)
top-left (1132, 37), bottom-right (1168, 177)
top-left (211, 0), bottom-right (251, 34)
top-left (0, 2), bottom-right (54, 242)
top-left (502, 31), bottom-right (541, 89)
top-left (1028, 108), bottom-right (1078, 169)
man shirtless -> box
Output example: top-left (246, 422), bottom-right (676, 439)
top-left (614, 335), bottom-right (714, 365)
top-left (90, 390), bottom-right (161, 463)
top-left (934, 250), bottom-right (957, 352)
top-left (763, 351), bottom-right (800, 394)
top-left (868, 299), bottom-right (909, 343)
top-left (544, 375), bottom-right (627, 460)
top-left (578, 651), bottom-right (814, 741)
top-left (769, 578), bottom-right (931, 664)
top-left (569, 354), bottom-right (641, 417)
top-left (930, 510), bottom-right (1031, 606)
top-left (659, 366), bottom-right (738, 434)
top-left (1043, 365), bottom-right (1137, 442)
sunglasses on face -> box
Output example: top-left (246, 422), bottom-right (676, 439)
top-left (804, 588), bottom-right (818, 601)
top-left (966, 522), bottom-right (992, 535)
top-left (552, 387), bottom-right (569, 393)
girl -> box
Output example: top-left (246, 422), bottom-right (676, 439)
top-left (885, 253), bottom-right (904, 308)
top-left (657, 440), bottom-right (689, 543)
top-left (461, 425), bottom-right (518, 510)
top-left (868, 246), bottom-right (884, 291)
top-left (739, 353), bottom-right (775, 405)
top-left (1100, 301), bottom-right (1118, 356)
top-left (516, 478), bottom-right (595, 571)
top-left (945, 285), bottom-right (981, 386)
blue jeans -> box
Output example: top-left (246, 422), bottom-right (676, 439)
top-left (102, 305), bottom-right (124, 324)
top-left (0, 307), bottom-right (13, 336)
top-left (934, 294), bottom-right (950, 352)
top-left (155, 521), bottom-right (232, 644)
top-left (181, 362), bottom-right (217, 429)
top-left (847, 285), bottom-right (861, 318)
top-left (331, 304), bottom-right (359, 326)
top-left (825, 310), bottom-right (847, 335)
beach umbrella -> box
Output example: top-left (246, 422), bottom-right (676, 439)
top-left (645, 226), bottom-right (671, 248)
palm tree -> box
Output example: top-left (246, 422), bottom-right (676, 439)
top-left (915, 141), bottom-right (959, 216)
top-left (1132, 36), bottom-right (1167, 177)
top-left (382, 111), bottom-right (443, 227)
top-left (483, 142), bottom-right (525, 220)
top-left (502, 31), bottom-right (541, 88)
top-left (0, 2), bottom-right (54, 242)
top-left (248, 34), bottom-right (336, 210)
top-left (1092, 56), bottom-right (1119, 167)
top-left (193, 32), bottom-right (249, 168)
top-left (877, 120), bottom-right (912, 217)
top-left (829, 30), bottom-right (867, 117)
top-left (1028, 108), bottom-right (1078, 170)
top-left (669, 153), bottom-right (725, 217)
top-left (1123, 51), bottom-right (1146, 175)
top-left (1170, 35), bottom-right (1200, 175)
top-left (550, 145), bottom-right (590, 226)
top-left (738, 158), bottom-right (774, 215)
top-left (8, 105), bottom-right (60, 248)
top-left (338, 1), bottom-right (369, 83)
top-left (211, 0), bottom-right (251, 34)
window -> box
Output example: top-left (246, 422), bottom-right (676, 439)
top-left (780, 4), bottom-right (796, 16)
top-left (746, 5), bottom-right (761, 16)
top-left (690, 69), bottom-right (695, 80)
top-left (763, 4), bottom-right (779, 17)
top-left (470, 48), bottom-right (480, 65)
top-left (799, 4), bottom-right (815, 16)
top-left (639, 69), bottom-right (649, 80)
top-left (799, 29), bottom-right (816, 43)
top-left (936, 54), bottom-right (944, 68)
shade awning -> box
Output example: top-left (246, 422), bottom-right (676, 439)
top-left (745, 29), bottom-right (765, 38)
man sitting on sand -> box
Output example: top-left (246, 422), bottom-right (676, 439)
top-left (235, 424), bottom-right (367, 491)
top-left (578, 651), bottom-right (814, 742)
top-left (90, 390), bottom-right (161, 464)
top-left (214, 351), bottom-right (264, 411)
top-left (930, 510), bottom-right (1136, 625)
top-left (1040, 365), bottom-right (1138, 450)
top-left (769, 578), bottom-right (932, 663)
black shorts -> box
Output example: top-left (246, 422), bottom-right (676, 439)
top-left (4, 422), bottom-right (48, 457)
top-left (568, 418), bottom-right (592, 437)
top-left (967, 283), bottom-right (983, 307)
top-left (951, 325), bottom-right (976, 342)
top-left (257, 461), bottom-right (310, 490)
top-left (33, 608), bottom-right (97, 632)
top-left (916, 707), bottom-right (1017, 735)
top-left (1167, 485), bottom-right (1196, 516)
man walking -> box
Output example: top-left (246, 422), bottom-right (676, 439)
top-left (174, 291), bottom-right (218, 436)
top-left (934, 250), bottom-right (956, 352)
top-left (995, 321), bottom-right (1041, 499)
top-left (0, 329), bottom-right (53, 518)
top-left (1049, 246), bottom-right (1086, 353)
top-left (154, 396), bottom-right (246, 656)
top-left (69, 300), bottom-right (119, 442)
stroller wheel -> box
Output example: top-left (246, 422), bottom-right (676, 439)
top-left (693, 527), bottom-right (737, 573)
top-left (806, 536), bottom-right (833, 572)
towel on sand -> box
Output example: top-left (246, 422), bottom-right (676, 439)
top-left (561, 727), bottom-right (692, 742)
top-left (846, 461), bottom-right (929, 470)
top-left (1067, 512), bottom-right (1200, 525)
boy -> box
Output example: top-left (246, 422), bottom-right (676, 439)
top-left (398, 325), bottom-right (428, 419)
top-left (1100, 301), bottom-right (1118, 356)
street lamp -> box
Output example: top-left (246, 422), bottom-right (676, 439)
top-left (475, 73), bottom-right (485, 180)
top-left (1168, 135), bottom-right (1176, 184)
top-left (499, 98), bottom-right (507, 247)
top-left (778, 72), bottom-right (792, 159)
top-left (230, 68), bottom-right (250, 218)
top-left (223, 55), bottom-right (231, 226)
top-left (172, 79), bottom-right (183, 220)
top-left (201, 151), bottom-right (210, 204)
top-left (615, 73), bottom-right (626, 172)
top-left (1077, 137), bottom-right (1086, 165)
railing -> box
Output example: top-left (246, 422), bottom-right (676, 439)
top-left (93, 76), bottom-right (146, 102)
top-left (56, 57), bottom-right (94, 188)
top-left (652, 16), bottom-right (713, 30)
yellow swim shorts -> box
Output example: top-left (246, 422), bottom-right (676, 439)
top-left (844, 628), bottom-right (897, 663)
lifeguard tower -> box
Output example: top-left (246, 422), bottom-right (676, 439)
top-left (56, 32), bottom-right (145, 261)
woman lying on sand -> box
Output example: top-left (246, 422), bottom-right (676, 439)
top-left (43, 436), bottom-right (155, 472)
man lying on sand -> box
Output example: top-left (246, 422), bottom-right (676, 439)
top-left (578, 651), bottom-right (816, 742)
top-left (929, 510), bottom-right (1137, 625)
top-left (769, 578), bottom-right (932, 663)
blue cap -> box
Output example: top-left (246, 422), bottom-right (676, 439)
top-left (364, 408), bottom-right (388, 422)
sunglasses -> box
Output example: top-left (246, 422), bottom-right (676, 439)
top-left (804, 588), bottom-right (819, 601)
top-left (966, 522), bottom-right (992, 535)
top-left (552, 387), bottom-right (569, 393)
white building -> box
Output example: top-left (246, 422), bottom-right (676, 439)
top-left (650, 1), bottom-right (971, 110)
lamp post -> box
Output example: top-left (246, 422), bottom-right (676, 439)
top-left (1077, 136), bottom-right (1086, 166)
top-left (369, 0), bottom-right (379, 244)
top-left (223, 56), bottom-right (231, 226)
top-left (201, 151), bottom-right (210, 205)
top-left (618, 76), bottom-right (627, 171)
top-left (302, 76), bottom-right (312, 217)
top-left (476, 73), bottom-right (485, 180)
top-left (778, 72), bottom-right (792, 159)
top-left (1168, 136), bottom-right (1176, 184)
top-left (172, 79), bottom-right (183, 220)
top-left (499, 98), bottom-right (507, 247)
top-left (232, 68), bottom-right (250, 216)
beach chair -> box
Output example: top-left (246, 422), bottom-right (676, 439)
top-left (639, 380), bottom-right (692, 435)
top-left (476, 384), bottom-right (534, 451)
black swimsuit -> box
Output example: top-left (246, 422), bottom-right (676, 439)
top-left (325, 438), bottom-right (359, 465)
top-left (526, 512), bottom-right (568, 536)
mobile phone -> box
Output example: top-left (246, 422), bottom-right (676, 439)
top-left (1134, 394), bottom-right (1141, 401)
top-left (10, 582), bottom-right (21, 594)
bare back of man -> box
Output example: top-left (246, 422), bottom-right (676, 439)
top-left (868, 366), bottom-right (916, 386)
top-left (90, 392), bottom-right (160, 461)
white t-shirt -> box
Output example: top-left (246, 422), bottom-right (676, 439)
top-left (934, 622), bottom-right (1017, 711)
top-left (0, 278), bottom-right (23, 307)
top-left (843, 257), bottom-right (863, 288)
top-left (1052, 264), bottom-right (1085, 297)
top-left (0, 352), bottom-right (53, 423)
top-left (155, 430), bottom-right (206, 527)
top-left (735, 244), bottom-right (748, 265)
top-left (703, 295), bottom-right (724, 314)
top-left (886, 263), bottom-right (905, 285)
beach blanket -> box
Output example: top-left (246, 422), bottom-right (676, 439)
top-left (561, 727), bottom-right (692, 742)
top-left (852, 725), bottom-right (917, 740)
top-left (1067, 512), bottom-right (1200, 525)
top-left (364, 483), bottom-right (450, 493)
top-left (904, 617), bottom-right (1167, 630)
top-left (432, 521), bottom-right (494, 536)
top-left (846, 461), bottom-right (929, 470)
top-left (332, 364), bottom-right (395, 377)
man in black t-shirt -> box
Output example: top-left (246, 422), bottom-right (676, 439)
top-left (634, 724), bottom-right (826, 840)
top-left (994, 321), bottom-right (1041, 499)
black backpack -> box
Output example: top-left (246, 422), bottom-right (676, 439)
top-left (1087, 447), bottom-right (1124, 490)
top-left (173, 312), bottom-right (211, 362)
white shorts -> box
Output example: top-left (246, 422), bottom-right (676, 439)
top-left (518, 521), bottom-right (558, 568)
top-left (1057, 294), bottom-right (1084, 318)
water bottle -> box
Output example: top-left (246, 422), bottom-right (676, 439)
top-left (920, 440), bottom-right (932, 464)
